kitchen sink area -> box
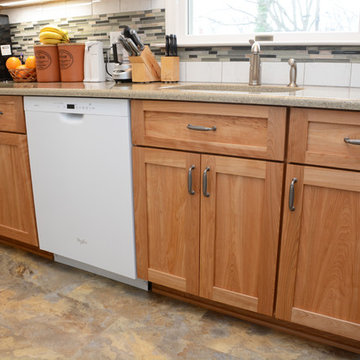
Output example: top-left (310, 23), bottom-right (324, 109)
top-left (161, 83), bottom-right (303, 93)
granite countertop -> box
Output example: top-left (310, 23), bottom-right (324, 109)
top-left (1, 81), bottom-right (360, 111)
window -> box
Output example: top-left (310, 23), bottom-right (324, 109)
top-left (166, 0), bottom-right (360, 45)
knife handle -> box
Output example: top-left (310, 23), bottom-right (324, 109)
top-left (123, 25), bottom-right (131, 38)
top-left (174, 35), bottom-right (177, 56)
top-left (130, 29), bottom-right (145, 51)
top-left (112, 43), bottom-right (119, 63)
top-left (165, 35), bottom-right (170, 57)
top-left (169, 34), bottom-right (174, 56)
top-left (117, 35), bottom-right (132, 56)
top-left (126, 38), bottom-right (140, 56)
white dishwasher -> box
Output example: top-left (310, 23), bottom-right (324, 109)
top-left (25, 96), bottom-right (146, 289)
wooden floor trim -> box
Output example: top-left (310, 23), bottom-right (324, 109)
top-left (148, 268), bottom-right (186, 292)
top-left (0, 236), bottom-right (54, 260)
top-left (292, 308), bottom-right (360, 342)
top-left (152, 284), bottom-right (360, 354)
top-left (212, 286), bottom-right (258, 312)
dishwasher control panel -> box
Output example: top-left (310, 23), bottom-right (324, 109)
top-left (24, 97), bottom-right (130, 117)
top-left (66, 103), bottom-right (96, 111)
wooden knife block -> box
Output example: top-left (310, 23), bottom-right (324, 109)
top-left (129, 46), bottom-right (161, 83)
top-left (161, 56), bottom-right (179, 82)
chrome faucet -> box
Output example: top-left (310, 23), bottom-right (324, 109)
top-left (249, 39), bottom-right (261, 86)
top-left (287, 58), bottom-right (298, 87)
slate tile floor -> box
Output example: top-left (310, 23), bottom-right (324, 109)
top-left (0, 243), bottom-right (359, 360)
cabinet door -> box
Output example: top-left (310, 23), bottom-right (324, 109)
top-left (0, 133), bottom-right (38, 246)
top-left (0, 96), bottom-right (26, 133)
top-left (276, 165), bottom-right (360, 341)
top-left (199, 155), bottom-right (283, 315)
top-left (133, 147), bottom-right (200, 295)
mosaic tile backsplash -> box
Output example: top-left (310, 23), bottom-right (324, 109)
top-left (10, 9), bottom-right (165, 59)
top-left (8, 8), bottom-right (360, 64)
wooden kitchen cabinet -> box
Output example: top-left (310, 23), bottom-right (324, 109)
top-left (132, 99), bottom-right (286, 314)
top-left (133, 147), bottom-right (283, 314)
top-left (131, 100), bottom-right (287, 161)
top-left (0, 96), bottom-right (38, 247)
top-left (0, 132), bottom-right (38, 246)
top-left (199, 155), bottom-right (283, 316)
top-left (133, 147), bottom-right (200, 295)
top-left (288, 108), bottom-right (360, 171)
top-left (0, 96), bottom-right (26, 133)
top-left (276, 165), bottom-right (360, 341)
top-left (132, 100), bottom-right (360, 350)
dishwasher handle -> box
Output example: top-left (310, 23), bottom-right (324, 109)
top-left (59, 112), bottom-right (85, 123)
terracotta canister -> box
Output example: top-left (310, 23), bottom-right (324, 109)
top-left (58, 43), bottom-right (85, 82)
top-left (34, 45), bottom-right (60, 82)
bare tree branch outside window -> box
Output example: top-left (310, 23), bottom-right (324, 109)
top-left (190, 0), bottom-right (359, 36)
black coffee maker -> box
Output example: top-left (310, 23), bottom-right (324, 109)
top-left (0, 15), bottom-right (12, 81)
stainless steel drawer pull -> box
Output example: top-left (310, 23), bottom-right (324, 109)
top-left (203, 167), bottom-right (210, 197)
top-left (187, 124), bottom-right (216, 132)
top-left (344, 137), bottom-right (360, 145)
top-left (289, 178), bottom-right (297, 211)
top-left (188, 165), bottom-right (195, 195)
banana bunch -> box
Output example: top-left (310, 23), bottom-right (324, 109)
top-left (39, 26), bottom-right (70, 45)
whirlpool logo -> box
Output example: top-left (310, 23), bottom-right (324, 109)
top-left (76, 237), bottom-right (88, 245)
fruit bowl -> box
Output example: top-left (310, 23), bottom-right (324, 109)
top-left (8, 68), bottom-right (37, 82)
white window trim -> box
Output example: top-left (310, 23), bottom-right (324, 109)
top-left (165, 0), bottom-right (360, 46)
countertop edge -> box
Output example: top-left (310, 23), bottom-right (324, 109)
top-left (1, 85), bottom-right (360, 111)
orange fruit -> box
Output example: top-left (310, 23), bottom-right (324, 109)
top-left (6, 57), bottom-right (21, 70)
top-left (25, 56), bottom-right (36, 69)
top-left (15, 64), bottom-right (28, 79)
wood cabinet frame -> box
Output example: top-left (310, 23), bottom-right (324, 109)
top-left (199, 155), bottom-right (283, 316)
top-left (133, 147), bottom-right (200, 295)
top-left (131, 100), bottom-right (360, 352)
top-left (288, 108), bottom-right (360, 170)
top-left (276, 164), bottom-right (360, 341)
top-left (0, 96), bottom-right (26, 133)
top-left (132, 100), bottom-right (287, 160)
top-left (0, 133), bottom-right (38, 246)
top-left (133, 145), bottom-right (284, 314)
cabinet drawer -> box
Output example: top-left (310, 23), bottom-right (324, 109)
top-left (132, 100), bottom-right (286, 160)
top-left (0, 96), bottom-right (26, 133)
top-left (288, 108), bottom-right (360, 170)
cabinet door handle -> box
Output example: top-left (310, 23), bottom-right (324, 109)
top-left (289, 178), bottom-right (297, 211)
top-left (344, 137), bottom-right (360, 145)
top-left (187, 124), bottom-right (216, 132)
top-left (188, 165), bottom-right (195, 195)
top-left (203, 167), bottom-right (210, 197)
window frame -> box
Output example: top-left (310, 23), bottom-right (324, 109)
top-left (165, 0), bottom-right (360, 46)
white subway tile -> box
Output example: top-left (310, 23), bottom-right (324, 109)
top-left (262, 61), bottom-right (304, 86)
top-left (350, 63), bottom-right (360, 88)
top-left (0, 8), bottom-right (21, 23)
top-left (152, 0), bottom-right (165, 9)
top-left (179, 61), bottom-right (186, 81)
top-left (92, 0), bottom-right (120, 15)
top-left (120, 0), bottom-right (152, 12)
top-left (304, 62), bottom-right (351, 87)
top-left (109, 31), bottom-right (122, 45)
top-left (65, 0), bottom-right (92, 18)
top-left (3, 5), bottom-right (42, 23)
top-left (222, 61), bottom-right (249, 83)
top-left (186, 61), bottom-right (222, 82)
top-left (41, 2), bottom-right (67, 21)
